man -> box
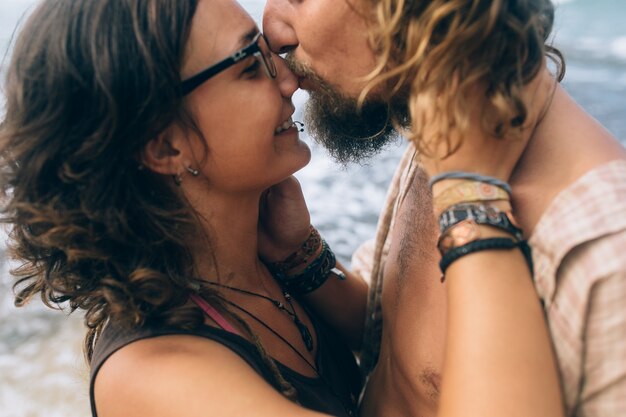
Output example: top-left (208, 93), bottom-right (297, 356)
top-left (263, 0), bottom-right (626, 416)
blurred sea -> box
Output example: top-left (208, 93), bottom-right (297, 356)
top-left (1, 0), bottom-right (625, 416)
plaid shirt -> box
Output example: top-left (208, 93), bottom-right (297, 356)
top-left (354, 144), bottom-right (626, 417)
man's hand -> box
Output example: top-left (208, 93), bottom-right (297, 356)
top-left (258, 176), bottom-right (311, 263)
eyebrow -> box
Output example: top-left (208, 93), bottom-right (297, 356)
top-left (238, 27), bottom-right (259, 48)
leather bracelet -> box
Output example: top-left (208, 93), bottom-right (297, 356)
top-left (439, 237), bottom-right (521, 279)
top-left (439, 204), bottom-right (523, 241)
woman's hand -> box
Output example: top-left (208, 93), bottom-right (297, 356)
top-left (258, 176), bottom-right (311, 263)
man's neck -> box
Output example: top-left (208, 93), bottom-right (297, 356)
top-left (510, 82), bottom-right (626, 235)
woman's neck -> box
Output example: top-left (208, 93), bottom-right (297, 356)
top-left (185, 188), bottom-right (268, 290)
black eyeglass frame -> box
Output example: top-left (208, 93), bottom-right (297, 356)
top-left (181, 32), bottom-right (277, 96)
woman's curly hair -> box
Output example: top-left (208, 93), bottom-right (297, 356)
top-left (361, 0), bottom-right (565, 155)
top-left (0, 0), bottom-right (206, 359)
top-left (0, 0), bottom-right (299, 398)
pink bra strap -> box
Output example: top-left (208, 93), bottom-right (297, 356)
top-left (189, 294), bottom-right (240, 335)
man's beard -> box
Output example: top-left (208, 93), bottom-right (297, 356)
top-left (285, 54), bottom-right (408, 165)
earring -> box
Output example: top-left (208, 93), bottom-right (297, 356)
top-left (173, 173), bottom-right (182, 186)
top-left (185, 166), bottom-right (199, 177)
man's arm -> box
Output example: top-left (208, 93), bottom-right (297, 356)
top-left (300, 260), bottom-right (369, 349)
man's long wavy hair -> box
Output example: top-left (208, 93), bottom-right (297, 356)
top-left (0, 1), bottom-right (296, 396)
top-left (361, 0), bottom-right (565, 155)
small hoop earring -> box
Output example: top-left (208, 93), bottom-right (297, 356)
top-left (173, 173), bottom-right (182, 186)
top-left (186, 166), bottom-right (199, 177)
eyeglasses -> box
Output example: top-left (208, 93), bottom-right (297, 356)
top-left (181, 32), bottom-right (277, 96)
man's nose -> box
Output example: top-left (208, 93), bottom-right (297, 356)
top-left (263, 0), bottom-right (298, 54)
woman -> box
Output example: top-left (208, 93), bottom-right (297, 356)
top-left (1, 0), bottom-right (362, 416)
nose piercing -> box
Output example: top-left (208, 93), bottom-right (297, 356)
top-left (293, 121), bottom-right (305, 132)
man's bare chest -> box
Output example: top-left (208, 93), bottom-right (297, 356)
top-left (379, 170), bottom-right (448, 405)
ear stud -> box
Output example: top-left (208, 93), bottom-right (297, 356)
top-left (185, 166), bottom-right (199, 176)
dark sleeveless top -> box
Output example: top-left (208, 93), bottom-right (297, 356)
top-left (89, 315), bottom-right (362, 417)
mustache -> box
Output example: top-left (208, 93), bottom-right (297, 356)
top-left (283, 53), bottom-right (313, 79)
top-left (283, 53), bottom-right (339, 97)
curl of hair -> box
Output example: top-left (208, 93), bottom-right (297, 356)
top-left (362, 0), bottom-right (565, 156)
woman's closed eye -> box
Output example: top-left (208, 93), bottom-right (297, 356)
top-left (241, 59), bottom-right (261, 77)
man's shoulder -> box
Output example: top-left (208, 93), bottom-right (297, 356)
top-left (531, 159), bottom-right (626, 259)
top-left (529, 159), bottom-right (626, 303)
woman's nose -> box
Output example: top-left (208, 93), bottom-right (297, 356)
top-left (274, 55), bottom-right (298, 99)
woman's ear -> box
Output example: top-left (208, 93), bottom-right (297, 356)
top-left (141, 127), bottom-right (187, 175)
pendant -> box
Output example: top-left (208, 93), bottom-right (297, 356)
top-left (294, 318), bottom-right (314, 351)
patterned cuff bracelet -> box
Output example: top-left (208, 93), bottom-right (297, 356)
top-left (439, 204), bottom-right (523, 241)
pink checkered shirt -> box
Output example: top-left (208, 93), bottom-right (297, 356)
top-left (355, 144), bottom-right (626, 417)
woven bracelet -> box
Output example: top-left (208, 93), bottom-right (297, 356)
top-left (439, 237), bottom-right (527, 279)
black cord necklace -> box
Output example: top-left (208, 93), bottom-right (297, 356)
top-left (220, 298), bottom-right (357, 417)
top-left (220, 298), bottom-right (318, 374)
top-left (194, 291), bottom-right (357, 416)
top-left (205, 281), bottom-right (314, 352)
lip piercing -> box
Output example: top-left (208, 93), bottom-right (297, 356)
top-left (185, 166), bottom-right (199, 176)
top-left (293, 121), bottom-right (305, 132)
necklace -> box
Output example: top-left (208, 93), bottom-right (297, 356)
top-left (205, 281), bottom-right (314, 352)
top-left (193, 292), bottom-right (357, 416)
top-left (221, 298), bottom-right (318, 373)
top-left (220, 298), bottom-right (357, 417)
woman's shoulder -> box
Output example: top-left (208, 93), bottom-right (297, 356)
top-left (93, 328), bottom-right (323, 417)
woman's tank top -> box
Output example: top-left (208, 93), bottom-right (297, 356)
top-left (89, 312), bottom-right (362, 417)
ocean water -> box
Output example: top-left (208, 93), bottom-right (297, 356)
top-left (1, 1), bottom-right (625, 416)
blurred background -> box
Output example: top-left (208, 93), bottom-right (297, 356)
top-left (1, 0), bottom-right (625, 416)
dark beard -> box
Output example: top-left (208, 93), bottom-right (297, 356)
top-left (285, 55), bottom-right (407, 165)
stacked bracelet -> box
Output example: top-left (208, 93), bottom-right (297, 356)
top-left (269, 239), bottom-right (344, 295)
top-left (432, 172), bottom-right (533, 281)
top-left (267, 226), bottom-right (322, 275)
